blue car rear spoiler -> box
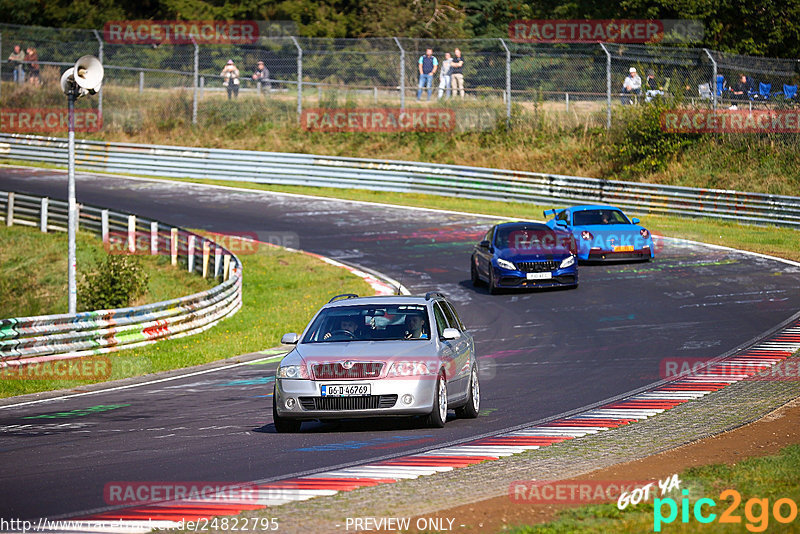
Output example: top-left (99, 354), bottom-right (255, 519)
top-left (543, 208), bottom-right (562, 218)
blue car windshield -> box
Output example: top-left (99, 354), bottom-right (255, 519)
top-left (572, 209), bottom-right (630, 226)
top-left (302, 304), bottom-right (431, 343)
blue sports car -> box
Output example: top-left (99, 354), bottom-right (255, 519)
top-left (543, 205), bottom-right (654, 262)
top-left (471, 222), bottom-right (578, 294)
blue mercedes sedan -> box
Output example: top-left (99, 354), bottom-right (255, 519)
top-left (471, 222), bottom-right (578, 294)
top-left (543, 205), bottom-right (655, 262)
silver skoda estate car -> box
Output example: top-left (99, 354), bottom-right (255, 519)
top-left (273, 292), bottom-right (480, 432)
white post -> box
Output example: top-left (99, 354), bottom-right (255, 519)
top-left (67, 89), bottom-right (77, 314)
top-left (394, 37), bottom-right (405, 110)
top-left (499, 38), bottom-right (512, 126)
top-left (192, 38), bottom-right (199, 125)
top-left (703, 48), bottom-right (718, 111)
top-left (214, 245), bottom-right (222, 278)
top-left (170, 228), bottom-right (178, 266)
top-left (127, 214), bottom-right (136, 253)
top-left (40, 197), bottom-right (48, 232)
top-left (566, 92), bottom-right (569, 112)
top-left (139, 71), bottom-right (144, 93)
top-left (150, 221), bottom-right (158, 255)
top-left (187, 234), bottom-right (196, 272)
top-left (93, 30), bottom-right (104, 119)
top-left (223, 254), bottom-right (231, 281)
top-left (101, 209), bottom-right (109, 243)
top-left (599, 43), bottom-right (612, 130)
top-left (202, 240), bottom-right (210, 278)
top-left (6, 192), bottom-right (14, 226)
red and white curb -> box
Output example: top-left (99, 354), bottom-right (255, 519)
top-left (64, 321), bottom-right (800, 532)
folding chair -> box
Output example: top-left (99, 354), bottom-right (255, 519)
top-left (752, 82), bottom-right (771, 102)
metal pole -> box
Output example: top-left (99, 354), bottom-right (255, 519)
top-left (499, 39), bottom-right (511, 126)
top-left (93, 30), bottom-right (103, 119)
top-left (67, 88), bottom-right (77, 314)
top-left (394, 37), bottom-right (405, 110)
top-left (192, 39), bottom-right (199, 125)
top-left (599, 43), bottom-right (612, 130)
top-left (703, 48), bottom-right (717, 110)
top-left (290, 36), bottom-right (302, 122)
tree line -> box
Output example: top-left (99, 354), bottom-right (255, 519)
top-left (2, 0), bottom-right (799, 58)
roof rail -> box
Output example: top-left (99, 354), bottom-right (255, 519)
top-left (425, 291), bottom-right (446, 301)
top-left (328, 293), bottom-right (359, 303)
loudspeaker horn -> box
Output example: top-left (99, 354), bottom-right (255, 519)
top-left (73, 55), bottom-right (104, 93)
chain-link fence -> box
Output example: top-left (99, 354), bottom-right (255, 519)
top-left (2, 22), bottom-right (799, 138)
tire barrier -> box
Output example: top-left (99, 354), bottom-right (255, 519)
top-left (0, 190), bottom-right (242, 366)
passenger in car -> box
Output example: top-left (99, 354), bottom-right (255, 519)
top-left (404, 313), bottom-right (429, 339)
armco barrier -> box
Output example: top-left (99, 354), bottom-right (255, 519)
top-left (0, 190), bottom-right (242, 365)
top-left (1, 133), bottom-right (799, 228)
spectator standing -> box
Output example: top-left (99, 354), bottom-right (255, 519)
top-left (621, 67), bottom-right (641, 104)
top-left (252, 60), bottom-right (270, 93)
top-left (8, 45), bottom-right (25, 83)
top-left (417, 48), bottom-right (438, 101)
top-left (24, 47), bottom-right (39, 86)
top-left (437, 52), bottom-right (452, 99)
top-left (451, 48), bottom-right (465, 98)
top-left (221, 59), bottom-right (240, 99)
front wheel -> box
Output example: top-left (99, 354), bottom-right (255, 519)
top-left (470, 258), bottom-right (482, 287)
top-left (425, 374), bottom-right (448, 428)
top-left (488, 267), bottom-right (499, 295)
top-left (455, 366), bottom-right (480, 419)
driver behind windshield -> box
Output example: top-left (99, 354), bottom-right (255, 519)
top-left (323, 317), bottom-right (360, 340)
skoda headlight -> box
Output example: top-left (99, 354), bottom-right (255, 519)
top-left (496, 258), bottom-right (516, 271)
top-left (388, 361), bottom-right (436, 377)
top-left (559, 255), bottom-right (576, 269)
top-left (277, 364), bottom-right (309, 379)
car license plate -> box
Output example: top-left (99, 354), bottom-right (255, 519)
top-left (614, 245), bottom-right (634, 252)
top-left (526, 272), bottom-right (553, 280)
top-left (321, 384), bottom-right (370, 396)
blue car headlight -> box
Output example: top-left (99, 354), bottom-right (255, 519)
top-left (496, 258), bottom-right (516, 271)
top-left (559, 255), bottom-right (576, 269)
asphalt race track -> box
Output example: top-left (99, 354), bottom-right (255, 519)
top-left (2, 167), bottom-right (800, 521)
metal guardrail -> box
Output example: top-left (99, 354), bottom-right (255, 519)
top-left (1, 133), bottom-right (799, 228)
top-left (0, 189), bottom-right (243, 364)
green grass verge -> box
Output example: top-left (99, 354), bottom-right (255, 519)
top-left (0, 225), bottom-right (214, 317)
top-left (504, 444), bottom-right (800, 533)
top-left (0, 238), bottom-right (372, 398)
top-left (161, 177), bottom-right (800, 263)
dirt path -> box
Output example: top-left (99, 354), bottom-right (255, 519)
top-left (413, 396), bottom-right (800, 532)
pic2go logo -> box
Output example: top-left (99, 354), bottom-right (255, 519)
top-left (653, 489), bottom-right (799, 532)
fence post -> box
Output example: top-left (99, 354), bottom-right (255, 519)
top-left (393, 37), bottom-right (405, 110)
top-left (565, 92), bottom-right (569, 112)
top-left (40, 197), bottom-right (48, 232)
top-left (214, 245), bottom-right (222, 278)
top-left (223, 254), bottom-right (231, 281)
top-left (703, 48), bottom-right (717, 110)
top-left (499, 38), bottom-right (512, 126)
top-left (139, 70), bottom-right (144, 93)
top-left (93, 30), bottom-right (104, 119)
top-left (6, 192), bottom-right (14, 226)
top-left (290, 36), bottom-right (303, 122)
top-left (127, 214), bottom-right (136, 253)
top-left (188, 234), bottom-right (196, 272)
top-left (599, 43), bottom-right (612, 130)
top-left (202, 240), bottom-right (210, 278)
top-left (150, 221), bottom-right (158, 255)
top-left (170, 228), bottom-right (178, 266)
top-left (192, 39), bottom-right (199, 125)
top-left (101, 209), bottom-right (109, 243)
